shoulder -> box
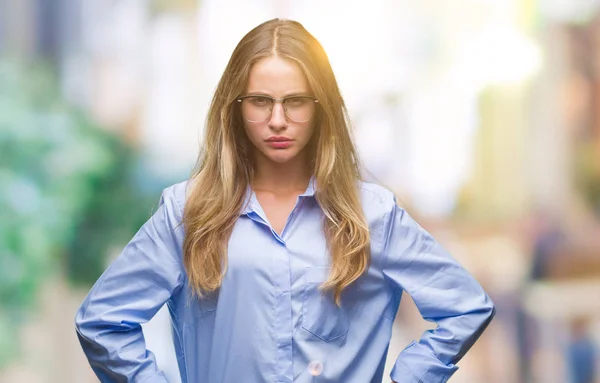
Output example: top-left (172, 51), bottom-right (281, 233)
top-left (164, 179), bottom-right (190, 200)
top-left (358, 181), bottom-right (395, 203)
top-left (160, 179), bottom-right (190, 215)
top-left (357, 181), bottom-right (398, 221)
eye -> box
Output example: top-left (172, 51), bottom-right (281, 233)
top-left (285, 97), bottom-right (309, 108)
top-left (247, 96), bottom-right (271, 107)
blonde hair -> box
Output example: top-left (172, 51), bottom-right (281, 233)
top-left (183, 18), bottom-right (370, 305)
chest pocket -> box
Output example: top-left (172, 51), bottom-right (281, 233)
top-left (184, 289), bottom-right (218, 326)
top-left (301, 267), bottom-right (350, 342)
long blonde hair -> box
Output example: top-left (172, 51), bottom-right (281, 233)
top-left (183, 18), bottom-right (370, 305)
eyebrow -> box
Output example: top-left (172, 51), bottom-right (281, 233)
top-left (244, 91), bottom-right (312, 98)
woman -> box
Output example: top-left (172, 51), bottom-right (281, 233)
top-left (75, 18), bottom-right (495, 383)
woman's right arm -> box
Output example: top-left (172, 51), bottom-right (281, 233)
top-left (75, 186), bottom-right (186, 382)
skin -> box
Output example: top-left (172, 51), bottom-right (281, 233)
top-left (242, 56), bottom-right (316, 234)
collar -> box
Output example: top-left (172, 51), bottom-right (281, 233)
top-left (240, 176), bottom-right (316, 216)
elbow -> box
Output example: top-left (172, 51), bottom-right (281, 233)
top-left (74, 303), bottom-right (102, 355)
top-left (74, 306), bottom-right (85, 337)
top-left (461, 294), bottom-right (496, 349)
top-left (485, 295), bottom-right (496, 322)
top-left (74, 303), bottom-right (92, 340)
top-left (487, 300), bottom-right (496, 321)
top-left (477, 294), bottom-right (496, 333)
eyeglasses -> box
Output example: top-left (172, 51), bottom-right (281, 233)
top-left (236, 95), bottom-right (319, 123)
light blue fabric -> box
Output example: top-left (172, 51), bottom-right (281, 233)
top-left (75, 179), bottom-right (495, 382)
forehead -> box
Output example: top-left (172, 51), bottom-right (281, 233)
top-left (246, 56), bottom-right (310, 95)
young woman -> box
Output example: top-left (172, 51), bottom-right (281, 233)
top-left (75, 18), bottom-right (495, 383)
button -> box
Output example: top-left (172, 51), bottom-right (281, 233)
top-left (308, 360), bottom-right (323, 376)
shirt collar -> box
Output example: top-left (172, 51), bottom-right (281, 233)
top-left (240, 176), bottom-right (316, 216)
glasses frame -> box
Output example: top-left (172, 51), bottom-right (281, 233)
top-left (236, 94), bottom-right (319, 123)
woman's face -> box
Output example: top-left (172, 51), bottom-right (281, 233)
top-left (241, 56), bottom-right (317, 166)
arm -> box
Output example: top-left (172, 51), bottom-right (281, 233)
top-left (382, 199), bottom-right (495, 383)
top-left (75, 186), bottom-right (185, 382)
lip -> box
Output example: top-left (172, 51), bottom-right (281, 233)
top-left (265, 137), bottom-right (293, 149)
top-left (265, 136), bottom-right (293, 142)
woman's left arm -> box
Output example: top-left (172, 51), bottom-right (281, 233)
top-left (381, 199), bottom-right (496, 383)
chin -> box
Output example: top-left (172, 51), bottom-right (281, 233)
top-left (263, 149), bottom-right (299, 164)
top-left (266, 153), bottom-right (296, 164)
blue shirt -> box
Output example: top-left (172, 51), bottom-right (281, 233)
top-left (75, 179), bottom-right (495, 383)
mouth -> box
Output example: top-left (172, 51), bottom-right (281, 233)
top-left (265, 137), bottom-right (293, 149)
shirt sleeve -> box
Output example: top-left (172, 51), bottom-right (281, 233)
top-left (381, 198), bottom-right (496, 383)
top-left (74, 186), bottom-right (186, 383)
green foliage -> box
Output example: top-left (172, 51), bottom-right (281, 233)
top-left (0, 59), bottom-right (154, 366)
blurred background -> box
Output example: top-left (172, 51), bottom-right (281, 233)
top-left (1, 0), bottom-right (600, 382)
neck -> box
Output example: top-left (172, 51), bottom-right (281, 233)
top-left (252, 154), bottom-right (311, 195)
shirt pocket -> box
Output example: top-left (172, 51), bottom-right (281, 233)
top-left (301, 267), bottom-right (350, 342)
top-left (184, 290), bottom-right (218, 326)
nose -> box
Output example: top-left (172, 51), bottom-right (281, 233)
top-left (268, 101), bottom-right (287, 130)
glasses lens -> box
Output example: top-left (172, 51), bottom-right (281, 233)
top-left (284, 97), bottom-right (315, 122)
top-left (241, 96), bottom-right (272, 122)
top-left (241, 96), bottom-right (316, 122)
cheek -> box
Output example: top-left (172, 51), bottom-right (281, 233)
top-left (243, 122), bottom-right (262, 143)
top-left (300, 123), bottom-right (316, 142)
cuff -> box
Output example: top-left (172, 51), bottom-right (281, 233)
top-left (390, 341), bottom-right (457, 383)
